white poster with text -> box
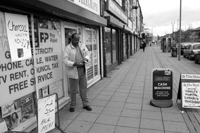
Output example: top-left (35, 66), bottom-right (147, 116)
top-left (5, 13), bottom-right (32, 62)
top-left (182, 82), bottom-right (200, 109)
top-left (38, 94), bottom-right (55, 133)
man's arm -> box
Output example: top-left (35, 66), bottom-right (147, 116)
top-left (83, 44), bottom-right (90, 62)
top-left (63, 46), bottom-right (85, 67)
top-left (63, 47), bottom-right (74, 67)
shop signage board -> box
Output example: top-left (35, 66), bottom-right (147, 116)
top-left (68, 0), bottom-right (100, 15)
top-left (5, 13), bottom-right (32, 62)
top-left (150, 68), bottom-right (173, 107)
top-left (115, 0), bottom-right (122, 6)
top-left (37, 94), bottom-right (55, 133)
top-left (177, 74), bottom-right (200, 109)
top-left (106, 0), bottom-right (127, 23)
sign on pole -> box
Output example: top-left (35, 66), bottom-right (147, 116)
top-left (177, 74), bottom-right (200, 109)
top-left (38, 94), bottom-right (55, 133)
top-left (150, 68), bottom-right (173, 108)
top-left (5, 13), bottom-right (32, 62)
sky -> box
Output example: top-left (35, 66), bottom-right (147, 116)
top-left (139, 0), bottom-right (200, 36)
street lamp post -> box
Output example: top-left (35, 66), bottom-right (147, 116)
top-left (171, 22), bottom-right (175, 39)
top-left (178, 0), bottom-right (182, 61)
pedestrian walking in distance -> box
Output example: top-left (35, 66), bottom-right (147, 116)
top-left (63, 33), bottom-right (92, 112)
top-left (142, 39), bottom-right (146, 52)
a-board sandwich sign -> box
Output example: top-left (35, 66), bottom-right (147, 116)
top-left (150, 68), bottom-right (173, 107)
top-left (177, 74), bottom-right (200, 109)
top-left (37, 94), bottom-right (55, 133)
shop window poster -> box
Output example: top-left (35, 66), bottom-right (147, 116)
top-left (0, 93), bottom-right (35, 131)
top-left (5, 12), bottom-right (32, 62)
top-left (21, 93), bottom-right (35, 123)
top-left (49, 80), bottom-right (64, 99)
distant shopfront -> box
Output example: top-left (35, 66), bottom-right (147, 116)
top-left (123, 24), bottom-right (133, 60)
top-left (104, 0), bottom-right (127, 73)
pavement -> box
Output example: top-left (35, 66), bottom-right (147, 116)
top-left (47, 45), bottom-right (200, 133)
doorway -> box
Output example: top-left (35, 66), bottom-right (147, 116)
top-left (65, 28), bottom-right (77, 46)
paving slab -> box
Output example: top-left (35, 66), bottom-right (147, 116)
top-left (53, 46), bottom-right (196, 133)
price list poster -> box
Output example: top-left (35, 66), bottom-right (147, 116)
top-left (182, 82), bottom-right (200, 108)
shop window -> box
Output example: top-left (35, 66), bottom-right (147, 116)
top-left (112, 29), bottom-right (117, 63)
top-left (37, 18), bottom-right (64, 99)
top-left (0, 92), bottom-right (36, 131)
top-left (85, 28), bottom-right (99, 81)
top-left (105, 27), bottom-right (111, 66)
top-left (123, 33), bottom-right (127, 58)
top-left (0, 13), bottom-right (64, 131)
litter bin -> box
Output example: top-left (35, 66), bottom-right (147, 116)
top-left (171, 47), bottom-right (177, 57)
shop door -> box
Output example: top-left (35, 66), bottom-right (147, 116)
top-left (65, 28), bottom-right (77, 46)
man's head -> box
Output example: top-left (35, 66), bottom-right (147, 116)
top-left (71, 33), bottom-right (80, 47)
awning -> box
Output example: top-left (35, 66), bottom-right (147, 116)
top-left (123, 25), bottom-right (133, 33)
top-left (105, 16), bottom-right (124, 29)
top-left (4, 0), bottom-right (107, 27)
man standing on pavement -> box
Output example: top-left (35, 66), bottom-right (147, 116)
top-left (63, 33), bottom-right (92, 112)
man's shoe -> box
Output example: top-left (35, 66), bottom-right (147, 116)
top-left (83, 106), bottom-right (92, 111)
top-left (69, 107), bottom-right (75, 112)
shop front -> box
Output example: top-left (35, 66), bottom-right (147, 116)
top-left (0, 0), bottom-right (106, 132)
top-left (123, 25), bottom-right (133, 60)
top-left (105, 0), bottom-right (127, 74)
top-left (104, 15), bottom-right (124, 73)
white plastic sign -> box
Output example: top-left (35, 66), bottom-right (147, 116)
top-left (38, 94), bottom-right (55, 133)
top-left (182, 82), bottom-right (200, 109)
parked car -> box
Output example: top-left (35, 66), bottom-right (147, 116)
top-left (181, 42), bottom-right (191, 55)
top-left (183, 42), bottom-right (200, 60)
top-left (194, 51), bottom-right (200, 64)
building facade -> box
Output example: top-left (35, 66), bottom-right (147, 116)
top-left (0, 0), bottom-right (143, 132)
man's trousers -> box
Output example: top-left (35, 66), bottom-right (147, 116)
top-left (69, 67), bottom-right (89, 108)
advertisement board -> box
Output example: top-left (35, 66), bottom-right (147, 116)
top-left (182, 82), bottom-right (200, 108)
top-left (150, 68), bottom-right (173, 108)
top-left (152, 69), bottom-right (173, 100)
top-left (177, 74), bottom-right (200, 109)
top-left (0, 17), bottom-right (63, 106)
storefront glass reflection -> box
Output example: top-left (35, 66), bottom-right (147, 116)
top-left (105, 27), bottom-right (111, 66)
top-left (112, 29), bottom-right (117, 63)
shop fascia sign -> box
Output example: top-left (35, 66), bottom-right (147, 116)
top-left (68, 0), bottom-right (100, 15)
top-left (128, 19), bottom-right (133, 29)
top-left (115, 0), bottom-right (122, 7)
top-left (106, 0), bottom-right (127, 23)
